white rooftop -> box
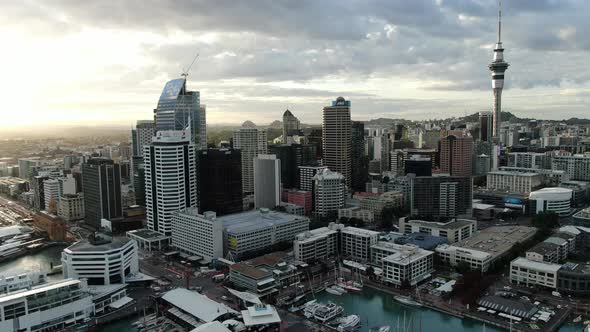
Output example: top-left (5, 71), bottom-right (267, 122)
top-left (511, 257), bottom-right (562, 273)
top-left (341, 226), bottom-right (380, 237)
top-left (436, 244), bottom-right (492, 260)
top-left (190, 321), bottom-right (231, 332)
top-left (0, 279), bottom-right (79, 304)
top-left (161, 288), bottom-right (237, 323)
top-left (221, 210), bottom-right (308, 235)
top-left (241, 305), bottom-right (281, 326)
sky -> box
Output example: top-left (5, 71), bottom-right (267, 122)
top-left (1, 0), bottom-right (589, 129)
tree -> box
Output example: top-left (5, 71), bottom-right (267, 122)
top-left (47, 198), bottom-right (58, 215)
top-left (365, 266), bottom-right (375, 280)
top-left (382, 176), bottom-right (390, 184)
top-left (531, 211), bottom-right (559, 230)
top-left (456, 261), bottom-right (472, 274)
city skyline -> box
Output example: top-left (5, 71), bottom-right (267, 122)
top-left (2, 1), bottom-right (590, 130)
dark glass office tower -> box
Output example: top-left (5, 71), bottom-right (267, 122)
top-left (269, 144), bottom-right (317, 189)
top-left (351, 121), bottom-right (368, 192)
top-left (82, 158), bottom-right (123, 229)
top-left (197, 149), bottom-right (243, 216)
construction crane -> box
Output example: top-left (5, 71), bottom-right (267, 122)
top-left (181, 53), bottom-right (199, 79)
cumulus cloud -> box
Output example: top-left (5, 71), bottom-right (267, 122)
top-left (1, 0), bottom-right (589, 126)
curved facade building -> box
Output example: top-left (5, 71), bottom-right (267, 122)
top-left (154, 78), bottom-right (206, 149)
top-left (557, 262), bottom-right (590, 296)
top-left (529, 187), bottom-right (573, 216)
top-left (62, 237), bottom-right (139, 285)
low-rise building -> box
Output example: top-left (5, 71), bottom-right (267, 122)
top-left (557, 262), bottom-right (590, 296)
top-left (340, 227), bottom-right (380, 262)
top-left (280, 202), bottom-right (305, 216)
top-left (229, 252), bottom-right (297, 297)
top-left (529, 187), bottom-right (573, 217)
top-left (436, 226), bottom-right (537, 272)
top-left (0, 270), bottom-right (47, 295)
top-left (62, 235), bottom-right (139, 285)
top-left (486, 171), bottom-right (543, 194)
top-left (572, 207), bottom-right (590, 226)
top-left (171, 208), bottom-right (223, 263)
top-left (510, 257), bottom-right (561, 289)
top-left (222, 209), bottom-right (309, 261)
top-left (338, 207), bottom-right (375, 224)
top-left (381, 244), bottom-right (434, 287)
top-left (526, 242), bottom-right (559, 263)
top-left (160, 288), bottom-right (237, 330)
top-left (398, 218), bottom-right (477, 244)
top-left (33, 210), bottom-right (67, 241)
top-left (0, 279), bottom-right (94, 332)
top-left (359, 195), bottom-right (399, 223)
top-left (58, 193), bottom-right (85, 222)
top-left (436, 245), bottom-right (493, 272)
top-left (293, 223), bottom-right (341, 262)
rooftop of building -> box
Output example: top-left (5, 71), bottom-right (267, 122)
top-left (126, 228), bottom-right (171, 240)
top-left (393, 233), bottom-right (448, 250)
top-left (529, 187), bottom-right (573, 199)
top-left (527, 242), bottom-right (559, 256)
top-left (435, 244), bottom-right (491, 260)
top-left (544, 236), bottom-right (568, 246)
top-left (478, 295), bottom-right (538, 319)
top-left (456, 226), bottom-right (537, 259)
top-left (407, 218), bottom-right (475, 230)
top-left (161, 288), bottom-right (237, 323)
top-left (487, 171), bottom-right (540, 177)
top-left (511, 257), bottom-right (562, 273)
top-left (65, 236), bottom-right (133, 253)
top-left (560, 262), bottom-right (590, 274)
top-left (341, 226), bottom-right (380, 237)
top-left (221, 209), bottom-right (308, 235)
top-left (574, 208), bottom-right (590, 220)
top-left (230, 263), bottom-right (272, 280)
top-left (294, 223), bottom-right (342, 243)
top-left (382, 244), bottom-right (433, 265)
top-left (0, 279), bottom-right (80, 304)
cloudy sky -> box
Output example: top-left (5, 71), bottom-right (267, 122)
top-left (1, 0), bottom-right (589, 129)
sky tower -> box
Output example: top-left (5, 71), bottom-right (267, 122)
top-left (489, 1), bottom-right (509, 141)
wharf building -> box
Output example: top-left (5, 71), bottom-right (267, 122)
top-left (0, 279), bottom-right (94, 332)
top-left (222, 209), bottom-right (309, 261)
top-left (436, 226), bottom-right (536, 272)
top-left (372, 242), bottom-right (434, 288)
top-left (293, 223), bottom-right (379, 263)
top-left (62, 235), bottom-right (139, 286)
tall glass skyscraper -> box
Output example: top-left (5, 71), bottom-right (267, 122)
top-left (322, 97), bottom-right (352, 188)
top-left (154, 78), bottom-right (207, 150)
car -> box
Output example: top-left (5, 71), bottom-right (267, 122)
top-left (221, 296), bottom-right (229, 301)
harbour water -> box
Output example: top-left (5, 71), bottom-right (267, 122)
top-left (0, 244), bottom-right (66, 281)
top-left (0, 247), bottom-right (582, 331)
top-left (315, 287), bottom-right (582, 332)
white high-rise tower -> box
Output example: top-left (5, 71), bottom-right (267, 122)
top-left (488, 1), bottom-right (509, 141)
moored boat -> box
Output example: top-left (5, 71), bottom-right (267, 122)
top-left (394, 295), bottom-right (422, 307)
